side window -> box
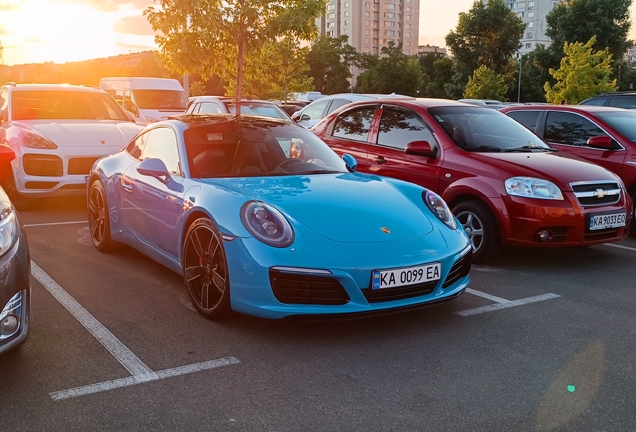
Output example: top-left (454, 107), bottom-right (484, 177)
top-left (141, 127), bottom-right (181, 175)
top-left (506, 110), bottom-right (541, 132)
top-left (301, 100), bottom-right (330, 120)
top-left (331, 107), bottom-right (377, 142)
top-left (607, 97), bottom-right (636, 110)
top-left (377, 108), bottom-right (437, 150)
top-left (199, 102), bottom-right (224, 114)
top-left (544, 112), bottom-right (607, 147)
top-left (326, 98), bottom-right (351, 115)
top-left (126, 132), bottom-right (148, 160)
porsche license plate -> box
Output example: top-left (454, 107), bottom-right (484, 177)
top-left (372, 263), bottom-right (441, 290)
top-left (589, 212), bottom-right (627, 231)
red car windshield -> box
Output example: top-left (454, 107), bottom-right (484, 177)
top-left (12, 90), bottom-right (130, 121)
top-left (429, 106), bottom-right (551, 152)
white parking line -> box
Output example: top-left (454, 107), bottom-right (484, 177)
top-left (456, 291), bottom-right (561, 317)
top-left (24, 220), bottom-right (87, 228)
top-left (603, 243), bottom-right (636, 252)
top-left (30, 261), bottom-right (240, 401)
top-left (50, 357), bottom-right (240, 401)
top-left (31, 261), bottom-right (153, 376)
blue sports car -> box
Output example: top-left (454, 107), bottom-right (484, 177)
top-left (87, 115), bottom-right (472, 319)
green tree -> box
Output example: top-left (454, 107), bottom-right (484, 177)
top-left (145, 0), bottom-right (324, 113)
top-left (225, 39), bottom-right (313, 100)
top-left (445, 0), bottom-right (525, 98)
top-left (426, 57), bottom-right (455, 98)
top-left (306, 34), bottom-right (357, 94)
top-left (546, 0), bottom-right (632, 63)
top-left (544, 36), bottom-right (617, 104)
top-left (356, 42), bottom-right (424, 96)
top-left (463, 65), bottom-right (508, 100)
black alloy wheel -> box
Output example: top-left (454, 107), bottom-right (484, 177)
top-left (183, 218), bottom-right (231, 319)
top-left (88, 180), bottom-right (115, 252)
top-left (453, 200), bottom-right (500, 263)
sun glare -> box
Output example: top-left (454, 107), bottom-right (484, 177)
top-left (4, 0), bottom-right (148, 65)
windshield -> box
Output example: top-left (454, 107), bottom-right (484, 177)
top-left (185, 118), bottom-right (348, 178)
top-left (11, 90), bottom-right (130, 121)
top-left (224, 102), bottom-right (291, 121)
top-left (593, 111), bottom-right (636, 142)
top-left (429, 106), bottom-right (550, 152)
top-left (133, 90), bottom-right (188, 110)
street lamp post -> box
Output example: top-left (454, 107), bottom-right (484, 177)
top-left (516, 50), bottom-right (522, 103)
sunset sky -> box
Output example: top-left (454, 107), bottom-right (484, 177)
top-left (1, 0), bottom-right (636, 66)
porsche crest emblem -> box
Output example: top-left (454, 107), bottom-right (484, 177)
top-left (380, 227), bottom-right (390, 234)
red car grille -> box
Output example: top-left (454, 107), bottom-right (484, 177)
top-left (570, 181), bottom-right (621, 207)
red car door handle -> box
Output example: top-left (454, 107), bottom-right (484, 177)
top-left (373, 156), bottom-right (387, 165)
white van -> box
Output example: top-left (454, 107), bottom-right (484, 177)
top-left (99, 77), bottom-right (189, 126)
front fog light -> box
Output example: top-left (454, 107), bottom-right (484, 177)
top-left (0, 314), bottom-right (19, 336)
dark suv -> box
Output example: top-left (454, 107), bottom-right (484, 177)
top-left (580, 92), bottom-right (636, 109)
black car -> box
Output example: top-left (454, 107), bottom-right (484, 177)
top-left (0, 144), bottom-right (30, 353)
top-left (580, 92), bottom-right (636, 109)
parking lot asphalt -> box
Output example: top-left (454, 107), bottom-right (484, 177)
top-left (1, 196), bottom-right (635, 431)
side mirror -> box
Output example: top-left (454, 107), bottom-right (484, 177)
top-left (137, 158), bottom-right (171, 183)
top-left (300, 114), bottom-right (311, 122)
top-left (291, 112), bottom-right (300, 122)
top-left (405, 140), bottom-right (438, 158)
top-left (587, 135), bottom-right (613, 150)
top-left (342, 153), bottom-right (358, 172)
top-left (0, 144), bottom-right (15, 162)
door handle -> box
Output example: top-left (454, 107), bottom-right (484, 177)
top-left (373, 156), bottom-right (387, 165)
top-left (121, 180), bottom-right (133, 192)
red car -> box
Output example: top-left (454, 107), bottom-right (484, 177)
top-left (501, 104), bottom-right (636, 235)
top-left (312, 99), bottom-right (632, 262)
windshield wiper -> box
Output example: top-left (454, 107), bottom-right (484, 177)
top-left (299, 169), bottom-right (342, 174)
top-left (504, 146), bottom-right (558, 152)
top-left (470, 145), bottom-right (502, 152)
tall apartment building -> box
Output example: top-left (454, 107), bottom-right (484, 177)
top-left (505, 0), bottom-right (564, 54)
top-left (316, 0), bottom-right (420, 56)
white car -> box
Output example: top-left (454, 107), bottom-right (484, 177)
top-left (186, 96), bottom-right (292, 122)
top-left (0, 83), bottom-right (141, 201)
top-left (291, 93), bottom-right (415, 128)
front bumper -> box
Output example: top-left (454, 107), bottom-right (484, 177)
top-left (224, 228), bottom-right (472, 320)
top-left (496, 192), bottom-right (632, 247)
top-left (0, 237), bottom-right (31, 354)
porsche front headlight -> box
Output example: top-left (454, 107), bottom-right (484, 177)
top-left (505, 177), bottom-right (563, 200)
top-left (423, 190), bottom-right (457, 230)
top-left (18, 131), bottom-right (58, 149)
top-left (240, 201), bottom-right (294, 248)
top-left (0, 202), bottom-right (18, 258)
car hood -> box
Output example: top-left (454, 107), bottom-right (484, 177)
top-left (475, 151), bottom-right (618, 184)
top-left (206, 173), bottom-right (435, 243)
top-left (19, 120), bottom-right (140, 149)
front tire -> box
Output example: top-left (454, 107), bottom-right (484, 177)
top-left (183, 218), bottom-right (231, 319)
top-left (453, 200), bottom-right (500, 263)
top-left (88, 180), bottom-right (116, 252)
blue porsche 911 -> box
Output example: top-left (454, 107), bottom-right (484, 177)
top-left (87, 114), bottom-right (472, 319)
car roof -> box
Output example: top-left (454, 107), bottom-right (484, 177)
top-left (170, 113), bottom-right (293, 126)
top-left (4, 83), bottom-right (105, 93)
top-left (500, 104), bottom-right (632, 114)
top-left (189, 96), bottom-right (277, 104)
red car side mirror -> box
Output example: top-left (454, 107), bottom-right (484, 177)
top-left (0, 144), bottom-right (15, 162)
top-left (587, 135), bottom-right (613, 150)
top-left (405, 140), bottom-right (437, 158)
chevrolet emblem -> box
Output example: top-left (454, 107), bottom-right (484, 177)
top-left (593, 188), bottom-right (606, 199)
top-left (380, 227), bottom-right (390, 234)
